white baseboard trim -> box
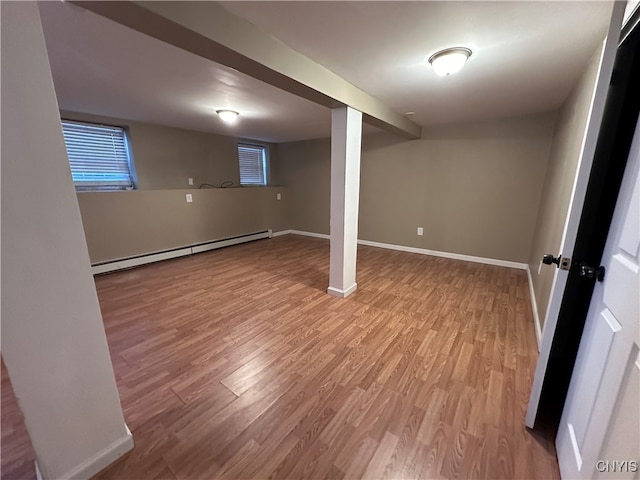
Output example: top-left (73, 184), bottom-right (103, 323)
top-left (327, 283), bottom-right (357, 298)
top-left (356, 239), bottom-right (528, 270)
top-left (91, 247), bottom-right (192, 275)
top-left (92, 231), bottom-right (270, 275)
top-left (37, 425), bottom-right (133, 480)
top-left (271, 229), bottom-right (292, 237)
top-left (526, 266), bottom-right (543, 351)
top-left (281, 230), bottom-right (528, 270)
top-left (289, 229), bottom-right (331, 240)
top-left (191, 231), bottom-right (270, 254)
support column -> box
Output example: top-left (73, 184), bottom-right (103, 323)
top-left (328, 106), bottom-right (363, 298)
top-left (1, 3), bottom-right (132, 479)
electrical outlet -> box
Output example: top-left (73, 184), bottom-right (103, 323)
top-left (188, 177), bottom-right (194, 186)
top-left (277, 193), bottom-right (282, 200)
top-left (417, 227), bottom-right (424, 236)
top-left (186, 194), bottom-right (193, 203)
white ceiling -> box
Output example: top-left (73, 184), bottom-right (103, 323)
top-left (39, 2), bottom-right (333, 143)
top-left (40, 1), bottom-right (612, 142)
top-left (221, 1), bottom-right (613, 127)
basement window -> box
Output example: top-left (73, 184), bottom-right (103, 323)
top-left (238, 143), bottom-right (267, 186)
top-left (61, 120), bottom-right (135, 191)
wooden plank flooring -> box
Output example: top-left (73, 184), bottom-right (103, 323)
top-left (1, 235), bottom-right (560, 479)
top-left (1, 363), bottom-right (36, 480)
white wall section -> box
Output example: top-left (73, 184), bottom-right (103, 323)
top-left (0, 3), bottom-right (132, 478)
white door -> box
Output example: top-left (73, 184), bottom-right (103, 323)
top-left (555, 99), bottom-right (640, 478)
top-left (526, 1), bottom-right (625, 428)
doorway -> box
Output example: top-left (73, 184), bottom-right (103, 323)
top-left (529, 1), bottom-right (640, 433)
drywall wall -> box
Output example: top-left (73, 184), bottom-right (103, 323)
top-left (360, 113), bottom-right (556, 262)
top-left (276, 112), bottom-right (556, 263)
top-left (276, 138), bottom-right (331, 234)
top-left (1, 3), bottom-right (132, 479)
top-left (60, 113), bottom-right (287, 264)
top-left (60, 111), bottom-right (278, 189)
top-left (528, 44), bottom-right (605, 327)
top-left (78, 187), bottom-right (289, 264)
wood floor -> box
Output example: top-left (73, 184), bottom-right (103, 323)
top-left (1, 363), bottom-right (36, 480)
top-left (1, 235), bottom-right (560, 479)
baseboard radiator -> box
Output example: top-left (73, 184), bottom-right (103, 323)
top-left (91, 230), bottom-right (272, 275)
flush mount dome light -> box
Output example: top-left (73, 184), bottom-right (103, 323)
top-left (216, 109), bottom-right (239, 123)
top-left (428, 47), bottom-right (472, 76)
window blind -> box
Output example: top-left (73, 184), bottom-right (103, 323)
top-left (238, 144), bottom-right (266, 185)
top-left (61, 120), bottom-right (134, 190)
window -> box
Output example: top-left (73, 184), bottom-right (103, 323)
top-left (238, 144), bottom-right (267, 186)
top-left (61, 120), bottom-right (135, 191)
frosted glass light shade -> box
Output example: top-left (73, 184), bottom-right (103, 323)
top-left (216, 110), bottom-right (239, 123)
top-left (428, 48), bottom-right (472, 76)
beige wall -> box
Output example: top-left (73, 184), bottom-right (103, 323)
top-left (276, 138), bottom-right (331, 234)
top-left (61, 112), bottom-right (287, 264)
top-left (61, 111), bottom-right (278, 189)
top-left (78, 187), bottom-right (289, 264)
top-left (276, 112), bottom-right (557, 263)
top-left (528, 44), bottom-right (604, 326)
top-left (128, 121), bottom-right (239, 189)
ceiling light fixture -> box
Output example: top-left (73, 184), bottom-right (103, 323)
top-left (428, 47), bottom-right (472, 76)
top-left (216, 109), bottom-right (239, 123)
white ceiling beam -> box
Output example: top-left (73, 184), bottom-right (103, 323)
top-left (72, 1), bottom-right (422, 140)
